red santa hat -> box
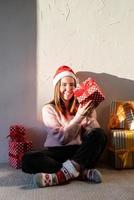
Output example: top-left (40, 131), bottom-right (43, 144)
top-left (53, 66), bottom-right (77, 86)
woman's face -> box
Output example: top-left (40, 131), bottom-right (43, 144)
top-left (60, 76), bottom-right (76, 101)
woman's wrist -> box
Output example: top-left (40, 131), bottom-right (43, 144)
top-left (77, 112), bottom-right (85, 117)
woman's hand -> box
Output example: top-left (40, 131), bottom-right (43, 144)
top-left (77, 100), bottom-right (95, 117)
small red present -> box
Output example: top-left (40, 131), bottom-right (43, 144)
top-left (8, 140), bottom-right (32, 169)
top-left (7, 125), bottom-right (32, 169)
top-left (73, 78), bottom-right (105, 107)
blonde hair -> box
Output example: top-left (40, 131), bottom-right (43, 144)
top-left (49, 80), bottom-right (78, 116)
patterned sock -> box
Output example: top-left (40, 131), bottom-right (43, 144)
top-left (80, 169), bottom-right (102, 183)
top-left (33, 160), bottom-right (80, 187)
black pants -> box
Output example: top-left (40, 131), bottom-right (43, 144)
top-left (22, 128), bottom-right (107, 174)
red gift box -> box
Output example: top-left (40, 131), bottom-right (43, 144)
top-left (8, 140), bottom-right (32, 169)
top-left (7, 125), bottom-right (26, 142)
top-left (7, 125), bottom-right (32, 169)
top-left (73, 78), bottom-right (105, 107)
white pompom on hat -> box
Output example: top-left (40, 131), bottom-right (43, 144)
top-left (53, 65), bottom-right (77, 86)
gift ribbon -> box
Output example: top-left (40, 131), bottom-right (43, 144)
top-left (108, 147), bottom-right (134, 167)
top-left (108, 114), bottom-right (120, 129)
top-left (74, 79), bottom-right (97, 97)
top-left (123, 102), bottom-right (134, 114)
top-left (109, 101), bottom-right (134, 130)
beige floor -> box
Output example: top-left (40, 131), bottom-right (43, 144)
top-left (0, 163), bottom-right (134, 200)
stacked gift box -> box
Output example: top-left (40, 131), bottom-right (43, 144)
top-left (108, 101), bottom-right (134, 169)
top-left (7, 125), bottom-right (32, 169)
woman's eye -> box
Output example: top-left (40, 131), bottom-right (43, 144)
top-left (61, 83), bottom-right (66, 86)
top-left (61, 83), bottom-right (75, 87)
top-left (70, 83), bottom-right (75, 87)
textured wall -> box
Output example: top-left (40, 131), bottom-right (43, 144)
top-left (37, 0), bottom-right (134, 130)
top-left (0, 0), bottom-right (134, 163)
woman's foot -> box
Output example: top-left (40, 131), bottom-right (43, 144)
top-left (80, 169), bottom-right (102, 183)
top-left (33, 160), bottom-right (79, 187)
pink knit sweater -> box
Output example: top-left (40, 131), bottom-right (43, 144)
top-left (42, 104), bottom-right (100, 147)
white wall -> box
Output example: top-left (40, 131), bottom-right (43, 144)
top-left (0, 0), bottom-right (134, 163)
top-left (37, 0), bottom-right (134, 131)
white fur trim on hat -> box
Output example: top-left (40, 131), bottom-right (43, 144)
top-left (53, 71), bottom-right (77, 86)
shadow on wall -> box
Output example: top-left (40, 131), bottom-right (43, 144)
top-left (76, 71), bottom-right (134, 132)
top-left (26, 123), bottom-right (47, 150)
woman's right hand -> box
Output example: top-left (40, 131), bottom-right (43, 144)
top-left (77, 100), bottom-right (94, 117)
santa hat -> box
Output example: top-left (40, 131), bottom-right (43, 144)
top-left (53, 66), bottom-right (77, 86)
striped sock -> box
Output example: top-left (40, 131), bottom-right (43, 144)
top-left (80, 169), bottom-right (102, 183)
top-left (33, 160), bottom-right (79, 187)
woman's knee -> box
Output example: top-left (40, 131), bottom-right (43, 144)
top-left (86, 128), bottom-right (107, 145)
top-left (95, 128), bottom-right (107, 139)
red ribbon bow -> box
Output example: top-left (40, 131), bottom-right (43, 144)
top-left (74, 78), bottom-right (96, 97)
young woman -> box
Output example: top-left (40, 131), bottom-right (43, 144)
top-left (22, 66), bottom-right (107, 187)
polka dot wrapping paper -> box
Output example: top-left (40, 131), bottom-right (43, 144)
top-left (73, 78), bottom-right (105, 108)
top-left (8, 140), bottom-right (32, 169)
top-left (8, 125), bottom-right (32, 169)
